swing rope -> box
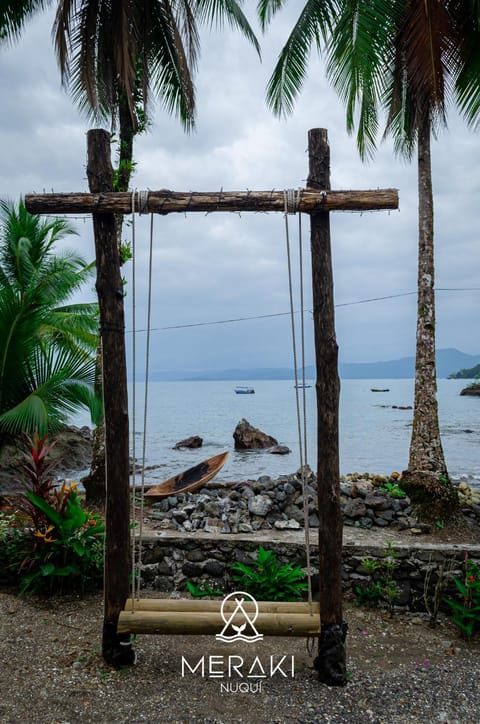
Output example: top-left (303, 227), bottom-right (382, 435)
top-left (130, 190), bottom-right (138, 608)
top-left (123, 191), bottom-right (317, 638)
top-left (130, 192), bottom-right (155, 607)
top-left (283, 189), bottom-right (313, 614)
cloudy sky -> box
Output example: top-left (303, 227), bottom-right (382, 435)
top-left (1, 2), bottom-right (479, 375)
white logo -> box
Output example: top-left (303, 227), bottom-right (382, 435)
top-left (216, 591), bottom-right (263, 643)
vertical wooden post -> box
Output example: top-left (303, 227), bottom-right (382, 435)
top-left (307, 129), bottom-right (347, 685)
top-left (86, 130), bottom-right (135, 667)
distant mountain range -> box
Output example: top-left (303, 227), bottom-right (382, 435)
top-left (149, 348), bottom-right (480, 381)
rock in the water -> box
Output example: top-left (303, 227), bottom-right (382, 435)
top-left (233, 418), bottom-right (278, 450)
top-left (269, 445), bottom-right (291, 455)
top-left (460, 386), bottom-right (480, 396)
top-left (174, 435), bottom-right (203, 449)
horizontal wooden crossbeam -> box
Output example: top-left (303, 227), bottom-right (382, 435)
top-left (25, 188), bottom-right (398, 215)
top-left (118, 599), bottom-right (320, 636)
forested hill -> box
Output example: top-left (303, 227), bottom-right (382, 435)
top-left (148, 348), bottom-right (480, 381)
top-left (449, 363), bottom-right (480, 379)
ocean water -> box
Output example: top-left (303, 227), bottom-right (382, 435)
top-left (71, 378), bottom-right (480, 488)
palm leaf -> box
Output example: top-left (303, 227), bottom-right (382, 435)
top-left (0, 1), bottom-right (51, 44)
top-left (193, 0), bottom-right (260, 56)
top-left (257, 0), bottom-right (284, 33)
top-left (265, 0), bottom-right (336, 117)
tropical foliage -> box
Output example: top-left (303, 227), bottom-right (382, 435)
top-left (231, 545), bottom-right (308, 601)
top-left (0, 432), bottom-right (104, 594)
top-left (449, 364), bottom-right (480, 380)
top-left (53, 0), bottom-right (260, 192)
top-left (260, 0), bottom-right (480, 517)
top-left (0, 199), bottom-right (100, 437)
top-left (0, 1), bottom-right (48, 43)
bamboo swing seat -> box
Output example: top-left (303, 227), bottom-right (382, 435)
top-left (117, 599), bottom-right (321, 637)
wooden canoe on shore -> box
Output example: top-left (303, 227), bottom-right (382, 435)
top-left (144, 451), bottom-right (229, 499)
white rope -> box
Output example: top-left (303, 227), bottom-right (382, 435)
top-left (283, 189), bottom-right (313, 613)
top-left (135, 212), bottom-right (154, 597)
top-left (130, 190), bottom-right (137, 611)
top-left (130, 193), bottom-right (155, 606)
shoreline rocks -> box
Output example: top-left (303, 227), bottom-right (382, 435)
top-left (0, 426), bottom-right (93, 494)
top-left (144, 469), bottom-right (480, 535)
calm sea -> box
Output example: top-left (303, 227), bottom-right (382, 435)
top-left (71, 378), bottom-right (480, 488)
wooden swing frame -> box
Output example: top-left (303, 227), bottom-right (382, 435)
top-left (25, 128), bottom-right (398, 662)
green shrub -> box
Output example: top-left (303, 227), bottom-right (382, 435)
top-left (0, 432), bottom-right (104, 595)
top-left (19, 481), bottom-right (104, 594)
top-left (230, 546), bottom-right (307, 601)
top-left (354, 543), bottom-right (399, 611)
top-left (446, 554), bottom-right (480, 639)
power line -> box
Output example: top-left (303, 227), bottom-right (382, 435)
top-left (126, 286), bottom-right (479, 334)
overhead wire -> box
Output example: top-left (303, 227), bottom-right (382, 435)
top-left (125, 287), bottom-right (479, 335)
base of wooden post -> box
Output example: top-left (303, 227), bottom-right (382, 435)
top-left (314, 621), bottom-right (348, 687)
top-left (102, 620), bottom-right (137, 667)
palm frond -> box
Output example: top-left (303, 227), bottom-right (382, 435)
top-left (266, 0), bottom-right (337, 117)
top-left (454, 3), bottom-right (480, 128)
top-left (257, 0), bottom-right (285, 33)
top-left (0, 0), bottom-right (51, 45)
top-left (397, 0), bottom-right (452, 123)
top-left (326, 0), bottom-right (398, 159)
top-left (193, 0), bottom-right (260, 56)
top-left (0, 199), bottom-right (99, 435)
top-left (148, 0), bottom-right (197, 130)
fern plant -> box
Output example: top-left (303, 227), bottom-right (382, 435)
top-left (230, 546), bottom-right (307, 601)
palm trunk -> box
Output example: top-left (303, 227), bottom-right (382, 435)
top-left (402, 118), bottom-right (458, 521)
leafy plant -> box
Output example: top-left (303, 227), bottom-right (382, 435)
top-left (354, 543), bottom-right (399, 612)
top-left (19, 481), bottom-right (104, 595)
top-left (1, 432), bottom-right (104, 595)
top-left (378, 482), bottom-right (407, 499)
top-left (446, 554), bottom-right (480, 639)
top-left (230, 546), bottom-right (307, 601)
top-left (14, 431), bottom-right (58, 528)
top-left (0, 199), bottom-right (100, 436)
top-left (186, 581), bottom-right (223, 598)
top-left (0, 511), bottom-right (29, 583)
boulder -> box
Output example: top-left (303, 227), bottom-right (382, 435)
top-left (174, 435), bottom-right (203, 449)
top-left (269, 445), bottom-right (291, 455)
top-left (233, 418), bottom-right (278, 450)
top-left (460, 386), bottom-right (480, 396)
top-left (248, 494), bottom-right (273, 517)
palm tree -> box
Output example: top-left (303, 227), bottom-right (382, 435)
top-left (47, 1), bottom-right (260, 500)
top-left (0, 199), bottom-right (100, 437)
top-left (53, 1), bottom-right (260, 188)
top-left (260, 0), bottom-right (480, 520)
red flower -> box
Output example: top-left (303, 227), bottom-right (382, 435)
top-left (469, 575), bottom-right (475, 583)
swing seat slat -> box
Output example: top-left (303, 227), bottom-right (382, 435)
top-left (118, 599), bottom-right (320, 636)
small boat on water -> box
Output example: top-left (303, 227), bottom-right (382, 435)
top-left (370, 388), bottom-right (390, 392)
top-left (144, 451), bottom-right (229, 499)
top-left (295, 383), bottom-right (312, 389)
top-left (235, 386), bottom-right (255, 394)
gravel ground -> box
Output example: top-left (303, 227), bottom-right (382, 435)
top-left (1, 590), bottom-right (479, 724)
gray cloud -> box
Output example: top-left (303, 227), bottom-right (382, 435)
top-left (1, 2), bottom-right (478, 374)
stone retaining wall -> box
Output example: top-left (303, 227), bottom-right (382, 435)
top-left (136, 531), bottom-right (480, 613)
